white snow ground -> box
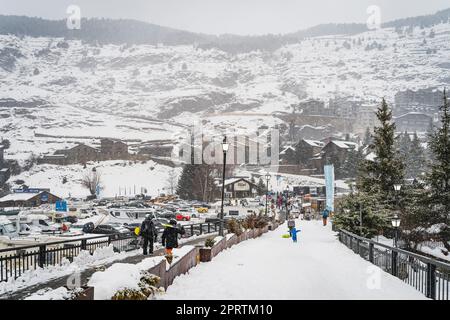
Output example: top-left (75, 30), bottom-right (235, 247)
top-left (162, 220), bottom-right (427, 300)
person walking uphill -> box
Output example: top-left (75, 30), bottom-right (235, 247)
top-left (161, 219), bottom-right (186, 263)
top-left (140, 214), bottom-right (157, 255)
top-left (322, 207), bottom-right (330, 226)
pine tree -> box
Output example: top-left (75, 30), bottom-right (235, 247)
top-left (341, 147), bottom-right (364, 179)
top-left (176, 164), bottom-right (194, 200)
top-left (408, 132), bottom-right (426, 179)
top-left (334, 191), bottom-right (391, 238)
top-left (362, 127), bottom-right (373, 147)
top-left (357, 98), bottom-right (405, 203)
top-left (425, 89), bottom-right (450, 251)
top-left (256, 178), bottom-right (266, 196)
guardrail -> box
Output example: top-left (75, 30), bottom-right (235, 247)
top-left (339, 229), bottom-right (450, 300)
top-left (0, 221), bottom-right (221, 283)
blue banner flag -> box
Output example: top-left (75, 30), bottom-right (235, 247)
top-left (324, 164), bottom-right (335, 212)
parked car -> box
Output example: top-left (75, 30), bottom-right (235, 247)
top-left (88, 224), bottom-right (131, 238)
top-left (196, 207), bottom-right (208, 213)
top-left (176, 212), bottom-right (191, 221)
top-left (156, 211), bottom-right (176, 220)
top-left (177, 208), bottom-right (198, 218)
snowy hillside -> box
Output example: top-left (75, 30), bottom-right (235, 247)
top-left (0, 19), bottom-right (449, 194)
top-left (11, 160), bottom-right (181, 198)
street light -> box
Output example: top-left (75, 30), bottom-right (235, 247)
top-left (219, 136), bottom-right (229, 237)
top-left (394, 184), bottom-right (402, 192)
top-left (285, 185), bottom-right (290, 221)
top-left (265, 172), bottom-right (271, 216)
top-left (391, 214), bottom-right (401, 247)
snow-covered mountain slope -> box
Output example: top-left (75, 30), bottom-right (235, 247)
top-left (11, 160), bottom-right (181, 199)
top-left (0, 22), bottom-right (449, 194)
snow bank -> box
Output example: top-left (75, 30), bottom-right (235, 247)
top-left (88, 245), bottom-right (195, 299)
top-left (89, 254), bottom-right (169, 300)
top-left (0, 245), bottom-right (141, 296)
top-left (24, 287), bottom-right (76, 300)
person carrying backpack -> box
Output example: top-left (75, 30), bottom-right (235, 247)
top-left (140, 214), bottom-right (157, 255)
top-left (161, 219), bottom-right (185, 257)
top-left (322, 207), bottom-right (330, 226)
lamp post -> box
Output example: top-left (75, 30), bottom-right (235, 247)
top-left (265, 172), bottom-right (271, 216)
top-left (391, 214), bottom-right (401, 247)
top-left (219, 136), bottom-right (229, 237)
top-left (392, 184), bottom-right (402, 245)
top-left (394, 184), bottom-right (402, 208)
top-left (285, 185), bottom-right (290, 221)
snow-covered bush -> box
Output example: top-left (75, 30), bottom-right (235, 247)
top-left (204, 238), bottom-right (215, 248)
top-left (111, 272), bottom-right (163, 300)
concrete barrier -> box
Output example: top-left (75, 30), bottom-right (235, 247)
top-left (199, 237), bottom-right (227, 262)
top-left (163, 247), bottom-right (199, 289)
top-left (146, 259), bottom-right (167, 289)
top-left (237, 232), bottom-right (247, 243)
top-left (226, 234), bottom-right (238, 248)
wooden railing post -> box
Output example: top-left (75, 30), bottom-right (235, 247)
top-left (199, 223), bottom-right (203, 235)
top-left (426, 263), bottom-right (436, 299)
top-left (191, 225), bottom-right (194, 237)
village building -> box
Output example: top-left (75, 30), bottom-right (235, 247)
top-left (394, 88), bottom-right (442, 116)
top-left (139, 145), bottom-right (174, 158)
top-left (0, 189), bottom-right (61, 207)
top-left (321, 140), bottom-right (358, 162)
top-left (394, 112), bottom-right (433, 133)
top-left (292, 139), bottom-right (324, 167)
top-left (99, 139), bottom-right (128, 160)
top-left (218, 177), bottom-right (258, 199)
top-left (0, 146), bottom-right (10, 187)
top-left (354, 104), bottom-right (378, 134)
top-left (38, 139), bottom-right (129, 165)
top-left (279, 146), bottom-right (296, 165)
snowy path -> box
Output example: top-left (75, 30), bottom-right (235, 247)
top-left (162, 220), bottom-right (427, 300)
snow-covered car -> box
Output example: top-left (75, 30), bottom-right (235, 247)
top-left (0, 218), bottom-right (18, 238)
top-left (88, 223), bottom-right (131, 238)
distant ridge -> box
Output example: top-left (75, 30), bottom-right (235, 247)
top-left (0, 8), bottom-right (448, 53)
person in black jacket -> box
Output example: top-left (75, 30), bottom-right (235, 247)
top-left (140, 214), bottom-right (157, 255)
top-left (161, 219), bottom-right (185, 256)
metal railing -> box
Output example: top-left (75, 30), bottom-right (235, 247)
top-left (339, 229), bottom-right (450, 300)
top-left (0, 221), bottom-right (221, 283)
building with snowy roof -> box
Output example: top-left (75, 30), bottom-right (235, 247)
top-left (217, 177), bottom-right (258, 199)
top-left (0, 190), bottom-right (61, 208)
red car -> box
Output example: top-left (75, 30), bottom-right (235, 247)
top-left (176, 213), bottom-right (191, 221)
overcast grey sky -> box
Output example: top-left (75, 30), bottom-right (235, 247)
top-left (0, 0), bottom-right (449, 35)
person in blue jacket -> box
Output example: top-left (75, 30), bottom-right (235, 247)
top-left (290, 227), bottom-right (301, 243)
top-left (322, 207), bottom-right (330, 226)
